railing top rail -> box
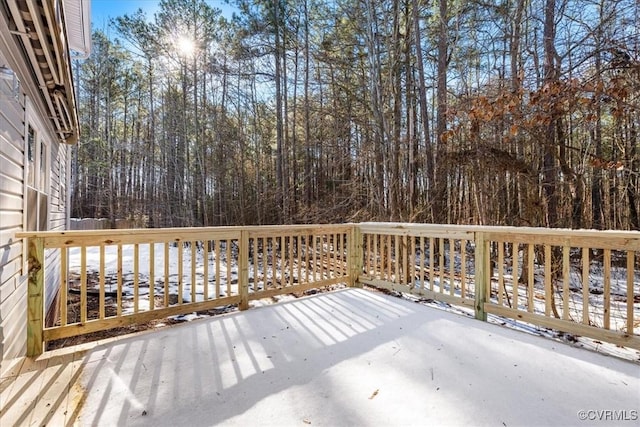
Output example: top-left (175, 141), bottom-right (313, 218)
top-left (16, 222), bottom-right (640, 248)
top-left (359, 222), bottom-right (640, 239)
top-left (16, 223), bottom-right (356, 247)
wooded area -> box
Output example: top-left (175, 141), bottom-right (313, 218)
top-left (70, 0), bottom-right (640, 229)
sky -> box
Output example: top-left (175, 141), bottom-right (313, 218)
top-left (90, 0), bottom-right (236, 29)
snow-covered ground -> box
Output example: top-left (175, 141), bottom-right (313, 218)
top-left (67, 239), bottom-right (344, 316)
top-left (69, 243), bottom-right (239, 311)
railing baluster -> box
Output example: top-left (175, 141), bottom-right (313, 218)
top-left (378, 234), bottom-right (382, 280)
top-left (289, 235), bottom-right (294, 286)
top-left (320, 234), bottom-right (324, 280)
top-left (178, 242), bottom-right (183, 304)
top-left (149, 243), bottom-right (155, 310)
top-left (216, 240), bottom-right (221, 297)
top-left (296, 235), bottom-right (302, 284)
top-left (513, 243), bottom-right (519, 309)
top-left (544, 244), bottom-right (551, 317)
top-left (164, 242), bottom-right (169, 307)
top-left (60, 247), bottom-right (67, 326)
top-left (331, 234), bottom-right (335, 278)
top-left (419, 236), bottom-right (425, 292)
top-left (254, 237), bottom-right (260, 292)
top-left (582, 247), bottom-right (589, 325)
top-left (204, 241), bottom-right (209, 300)
top-left (450, 239), bottom-right (455, 296)
top-left (318, 234), bottom-right (327, 280)
top-left (439, 238), bottom-right (444, 293)
top-left (80, 246), bottom-right (87, 323)
top-left (627, 251), bottom-right (634, 335)
top-left (305, 235), bottom-right (310, 284)
top-left (227, 239), bottom-right (232, 295)
top-left (272, 237), bottom-right (278, 287)
top-left (134, 243), bottom-right (140, 313)
top-left (387, 235), bottom-right (392, 280)
top-left (429, 238), bottom-right (434, 291)
top-left (402, 235), bottom-right (407, 284)
top-left (336, 233), bottom-right (347, 277)
top-left (99, 244), bottom-right (105, 319)
top-left (393, 235), bottom-right (402, 283)
top-left (364, 234), bottom-right (370, 278)
top-left (372, 234), bottom-right (378, 279)
top-left (562, 246), bottom-right (570, 320)
top-left (341, 232), bottom-right (345, 277)
top-left (239, 230), bottom-right (249, 310)
top-left (333, 233), bottom-right (337, 278)
top-left (527, 243), bottom-right (534, 313)
top-left (603, 249), bottom-right (611, 329)
top-left (191, 241), bottom-right (197, 303)
top-left (336, 233), bottom-right (341, 277)
top-left (118, 244), bottom-right (123, 314)
top-left (498, 242), bottom-right (504, 306)
top-left (461, 240), bottom-right (467, 300)
top-left (311, 235), bottom-right (317, 282)
top-left (410, 235), bottom-right (416, 287)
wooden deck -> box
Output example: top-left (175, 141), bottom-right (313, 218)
top-left (2, 288), bottom-right (639, 426)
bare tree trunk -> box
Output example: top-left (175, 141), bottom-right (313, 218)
top-left (274, 0), bottom-right (286, 223)
top-left (365, 0), bottom-right (387, 217)
top-left (542, 0), bottom-right (559, 228)
top-left (303, 0), bottom-right (312, 208)
top-left (435, 0), bottom-right (448, 223)
top-left (390, 0), bottom-right (402, 220)
top-left (411, 0), bottom-right (434, 220)
top-left (627, 118), bottom-right (639, 230)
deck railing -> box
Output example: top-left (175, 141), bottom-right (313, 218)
top-left (18, 223), bottom-right (639, 356)
top-left (360, 223), bottom-right (640, 350)
top-left (18, 224), bottom-right (355, 356)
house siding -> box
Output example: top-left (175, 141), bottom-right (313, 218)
top-left (0, 74), bottom-right (28, 361)
top-left (44, 140), bottom-right (67, 321)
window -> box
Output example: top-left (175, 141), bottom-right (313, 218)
top-left (23, 100), bottom-right (51, 274)
top-left (24, 99), bottom-right (49, 233)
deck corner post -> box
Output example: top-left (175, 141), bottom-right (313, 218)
top-left (27, 237), bottom-right (45, 357)
top-left (239, 230), bottom-right (250, 310)
top-left (349, 225), bottom-right (363, 288)
top-left (474, 232), bottom-right (488, 321)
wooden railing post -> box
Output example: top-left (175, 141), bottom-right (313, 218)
top-left (239, 230), bottom-right (249, 310)
top-left (27, 237), bottom-right (45, 357)
top-left (474, 232), bottom-right (488, 321)
top-left (348, 225), bottom-right (363, 288)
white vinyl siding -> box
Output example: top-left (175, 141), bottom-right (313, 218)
top-left (0, 67), bottom-right (28, 360)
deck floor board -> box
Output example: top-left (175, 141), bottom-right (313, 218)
top-left (1, 288), bottom-right (638, 426)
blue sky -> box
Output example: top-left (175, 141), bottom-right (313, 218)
top-left (91, 0), bottom-right (236, 29)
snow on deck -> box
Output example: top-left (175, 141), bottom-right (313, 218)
top-left (2, 288), bottom-right (639, 426)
